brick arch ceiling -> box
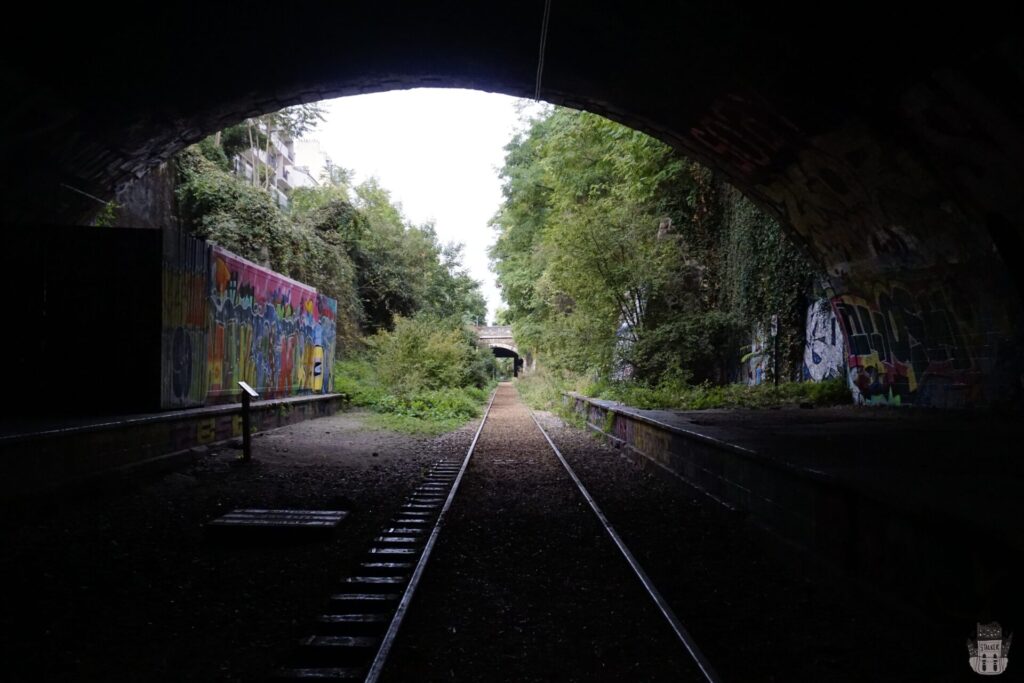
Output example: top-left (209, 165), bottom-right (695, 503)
top-left (3, 2), bottom-right (1023, 406)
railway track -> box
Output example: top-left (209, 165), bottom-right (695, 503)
top-left (271, 383), bottom-right (719, 682)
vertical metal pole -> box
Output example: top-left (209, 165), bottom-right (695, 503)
top-left (241, 392), bottom-right (252, 462)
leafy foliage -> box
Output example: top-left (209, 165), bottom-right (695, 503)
top-left (334, 316), bottom-right (496, 434)
top-left (345, 180), bottom-right (487, 331)
top-left (372, 316), bottom-right (492, 395)
top-left (91, 200), bottom-right (121, 227)
top-left (717, 184), bottom-right (818, 381)
top-left (176, 126), bottom-right (488, 349)
top-left (589, 377), bottom-right (852, 410)
top-left (517, 366), bottom-right (849, 413)
top-left (174, 106), bottom-right (495, 429)
top-left (490, 106), bottom-right (824, 401)
top-left (176, 146), bottom-right (364, 349)
top-left (176, 148), bottom-right (290, 261)
top-left (491, 107), bottom-right (735, 380)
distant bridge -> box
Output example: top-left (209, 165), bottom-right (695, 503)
top-left (474, 326), bottom-right (516, 354)
top-left (472, 326), bottom-right (523, 376)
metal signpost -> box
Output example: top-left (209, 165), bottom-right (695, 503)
top-left (238, 381), bottom-right (260, 462)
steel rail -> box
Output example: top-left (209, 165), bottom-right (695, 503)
top-left (529, 408), bottom-right (723, 683)
top-left (363, 387), bottom-right (499, 683)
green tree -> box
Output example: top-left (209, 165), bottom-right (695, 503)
top-left (178, 106), bottom-right (509, 355)
top-left (373, 315), bottom-right (491, 395)
top-left (350, 180), bottom-right (487, 330)
top-left (492, 108), bottom-right (701, 376)
top-left (490, 106), bottom-right (819, 387)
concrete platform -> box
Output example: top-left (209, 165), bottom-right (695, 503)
top-left (567, 393), bottom-right (1023, 623)
top-left (0, 393), bottom-right (348, 500)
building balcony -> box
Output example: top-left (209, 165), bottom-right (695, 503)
top-left (269, 131), bottom-right (295, 162)
top-left (287, 166), bottom-right (318, 189)
top-left (275, 171), bottom-right (294, 191)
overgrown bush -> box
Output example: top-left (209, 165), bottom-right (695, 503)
top-left (374, 387), bottom-right (488, 420)
top-left (631, 310), bottom-right (745, 385)
top-left (518, 360), bottom-right (850, 413)
top-left (333, 358), bottom-right (387, 407)
top-left (593, 376), bottom-right (852, 410)
top-left (176, 147), bottom-right (290, 264)
top-left (372, 316), bottom-right (492, 395)
top-left (334, 316), bottom-right (496, 433)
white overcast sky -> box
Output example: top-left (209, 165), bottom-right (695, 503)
top-left (304, 88), bottom-right (545, 323)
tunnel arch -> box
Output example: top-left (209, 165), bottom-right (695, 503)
top-left (489, 344), bottom-right (519, 358)
top-left (4, 3), bottom-right (1023, 406)
top-left (487, 348), bottom-right (524, 378)
top-left (488, 344), bottom-right (523, 378)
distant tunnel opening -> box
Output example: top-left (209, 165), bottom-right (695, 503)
top-left (489, 346), bottom-right (523, 377)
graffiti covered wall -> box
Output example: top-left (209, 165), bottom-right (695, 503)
top-left (161, 230), bottom-right (210, 408)
top-left (802, 299), bottom-right (845, 382)
top-left (206, 246), bottom-right (337, 402)
top-left (831, 284), bottom-right (1005, 407)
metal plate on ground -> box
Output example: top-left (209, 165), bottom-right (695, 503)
top-left (206, 509), bottom-right (349, 534)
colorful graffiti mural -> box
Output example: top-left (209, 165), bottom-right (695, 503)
top-left (832, 286), bottom-right (981, 406)
top-left (206, 247), bottom-right (337, 402)
top-left (161, 230), bottom-right (210, 408)
top-left (802, 299), bottom-right (845, 382)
